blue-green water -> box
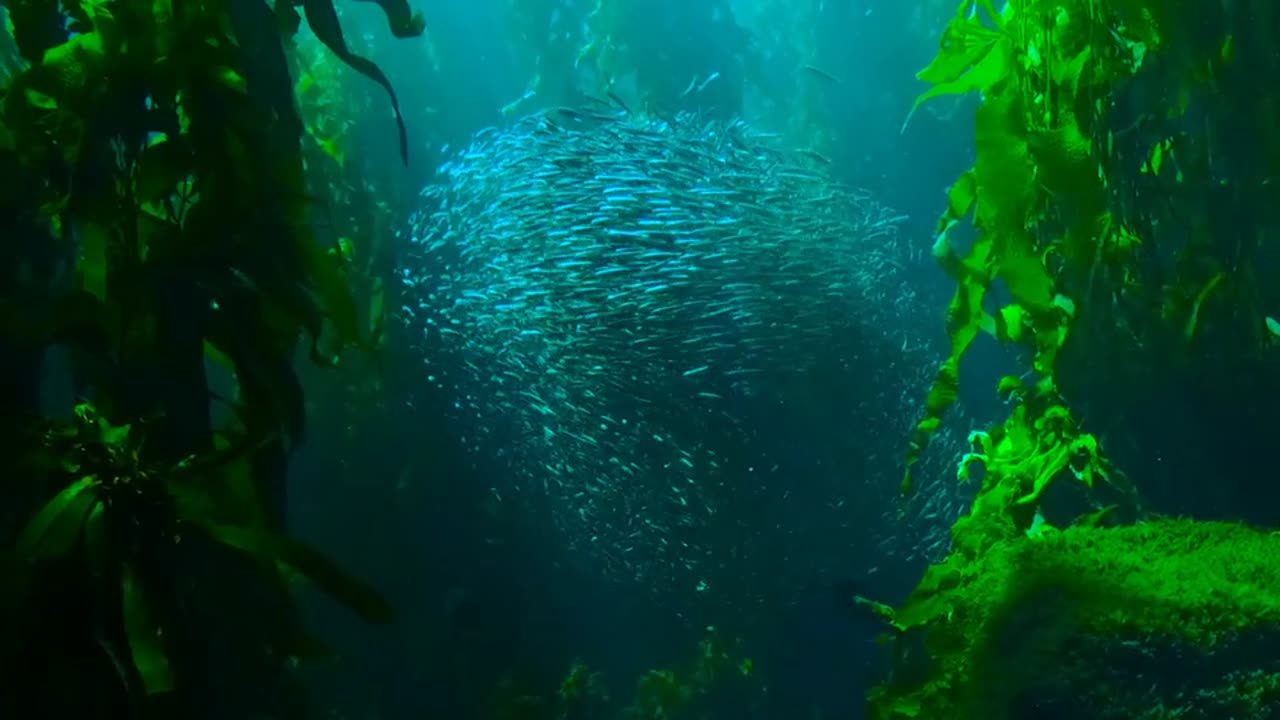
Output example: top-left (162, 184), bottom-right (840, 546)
top-left (293, 1), bottom-right (984, 717)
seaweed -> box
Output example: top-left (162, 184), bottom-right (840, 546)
top-left (0, 0), bottom-right (420, 714)
top-left (881, 1), bottom-right (1279, 717)
top-left (483, 628), bottom-right (760, 720)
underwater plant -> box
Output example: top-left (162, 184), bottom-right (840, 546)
top-left (483, 628), bottom-right (758, 720)
top-left (880, 0), bottom-right (1280, 717)
top-left (0, 0), bottom-right (421, 715)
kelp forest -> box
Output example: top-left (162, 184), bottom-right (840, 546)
top-left (0, 0), bottom-right (414, 716)
top-left (0, 0), bottom-right (1279, 719)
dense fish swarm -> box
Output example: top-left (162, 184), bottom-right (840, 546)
top-left (401, 106), bottom-right (965, 595)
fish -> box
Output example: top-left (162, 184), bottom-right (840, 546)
top-left (829, 579), bottom-right (904, 630)
top-left (801, 63), bottom-right (842, 84)
top-left (606, 88), bottom-right (633, 115)
top-left (698, 72), bottom-right (722, 90)
top-left (400, 105), bottom-right (940, 595)
top-left (797, 148), bottom-right (833, 165)
top-left (500, 87), bottom-right (537, 117)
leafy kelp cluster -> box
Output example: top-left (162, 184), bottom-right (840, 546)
top-left (0, 0), bottom-right (419, 716)
top-left (876, 0), bottom-right (1280, 717)
top-left (487, 628), bottom-right (761, 720)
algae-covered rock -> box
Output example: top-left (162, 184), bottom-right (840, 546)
top-left (869, 519), bottom-right (1280, 720)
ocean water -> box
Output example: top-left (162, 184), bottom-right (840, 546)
top-left (7, 0), bottom-right (1276, 718)
top-left (294, 1), bottom-right (979, 718)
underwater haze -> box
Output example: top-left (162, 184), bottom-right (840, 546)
top-left (6, 0), bottom-right (1278, 718)
top-left (289, 1), bottom-right (986, 718)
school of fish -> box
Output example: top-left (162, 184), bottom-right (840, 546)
top-left (400, 104), bottom-right (968, 595)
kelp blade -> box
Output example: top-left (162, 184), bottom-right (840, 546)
top-left (201, 523), bottom-right (394, 624)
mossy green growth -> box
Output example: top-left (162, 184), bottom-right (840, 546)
top-left (870, 519), bottom-right (1280, 720)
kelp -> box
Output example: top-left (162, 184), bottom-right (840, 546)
top-left (287, 33), bottom-right (405, 452)
top-left (899, 0), bottom-right (1139, 497)
top-left (0, 0), bottom-right (420, 713)
top-left (7, 404), bottom-right (392, 699)
top-left (484, 628), bottom-right (758, 720)
top-left (879, 1), bottom-right (1261, 716)
top-left (299, 0), bottom-right (418, 165)
top-left (901, 0), bottom-right (1260, 499)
